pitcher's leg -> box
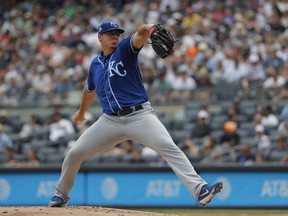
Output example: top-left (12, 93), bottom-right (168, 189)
top-left (55, 115), bottom-right (125, 201)
top-left (127, 112), bottom-right (206, 199)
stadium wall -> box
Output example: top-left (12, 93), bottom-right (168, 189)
top-left (0, 165), bottom-right (287, 208)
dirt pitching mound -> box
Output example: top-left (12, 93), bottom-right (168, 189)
top-left (0, 206), bottom-right (177, 216)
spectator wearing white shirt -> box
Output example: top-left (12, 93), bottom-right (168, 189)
top-left (263, 67), bottom-right (286, 99)
top-left (233, 56), bottom-right (250, 82)
top-left (261, 105), bottom-right (279, 128)
top-left (211, 61), bottom-right (229, 85)
top-left (241, 53), bottom-right (266, 98)
top-left (170, 64), bottom-right (197, 102)
top-left (254, 124), bottom-right (271, 154)
top-left (145, 2), bottom-right (160, 24)
top-left (30, 66), bottom-right (53, 98)
top-left (263, 67), bottom-right (286, 88)
top-left (246, 53), bottom-right (266, 81)
top-left (48, 113), bottom-right (75, 142)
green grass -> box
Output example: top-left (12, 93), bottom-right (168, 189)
top-left (140, 209), bottom-right (288, 215)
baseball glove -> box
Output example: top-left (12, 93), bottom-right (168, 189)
top-left (149, 24), bottom-right (178, 59)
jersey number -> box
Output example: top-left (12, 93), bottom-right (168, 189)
top-left (109, 60), bottom-right (127, 77)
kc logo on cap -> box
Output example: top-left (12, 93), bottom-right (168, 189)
top-left (98, 20), bottom-right (125, 34)
top-left (110, 21), bottom-right (118, 27)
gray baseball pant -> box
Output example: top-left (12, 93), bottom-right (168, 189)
top-left (55, 102), bottom-right (206, 201)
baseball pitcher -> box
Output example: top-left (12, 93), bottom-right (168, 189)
top-left (49, 20), bottom-right (222, 207)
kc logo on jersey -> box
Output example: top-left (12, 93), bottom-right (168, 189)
top-left (108, 60), bottom-right (127, 77)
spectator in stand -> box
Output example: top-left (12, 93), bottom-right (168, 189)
top-left (236, 143), bottom-right (255, 164)
top-left (248, 112), bottom-right (267, 137)
top-left (170, 64), bottom-right (197, 103)
top-left (16, 136), bottom-right (40, 167)
top-left (16, 114), bottom-right (43, 166)
top-left (181, 7), bottom-right (202, 29)
top-left (191, 110), bottom-right (211, 138)
top-left (265, 134), bottom-right (288, 162)
top-left (0, 123), bottom-right (14, 163)
top-left (211, 61), bottom-right (229, 86)
top-left (255, 153), bottom-right (267, 164)
top-left (199, 135), bottom-right (217, 164)
top-left (226, 97), bottom-right (243, 128)
top-left (260, 105), bottom-right (279, 128)
top-left (262, 67), bottom-right (286, 99)
top-left (129, 148), bottom-right (145, 163)
top-left (3, 76), bottom-right (23, 106)
top-left (141, 64), bottom-right (155, 91)
top-left (30, 66), bottom-right (53, 100)
top-left (0, 109), bottom-right (22, 133)
top-left (53, 74), bottom-right (74, 100)
top-left (197, 104), bottom-right (211, 122)
top-left (25, 146), bottom-right (40, 166)
top-left (220, 49), bottom-right (238, 84)
top-left (277, 118), bottom-right (288, 135)
top-left (118, 140), bottom-right (133, 155)
top-left (280, 104), bottom-right (288, 121)
top-left (241, 53), bottom-right (266, 98)
top-left (254, 124), bottom-right (272, 155)
top-left (274, 72), bottom-right (288, 101)
top-left (219, 121), bottom-right (240, 147)
top-left (145, 2), bottom-right (160, 24)
top-left (229, 97), bottom-right (241, 115)
top-left (233, 54), bottom-right (250, 83)
top-left (19, 115), bottom-right (43, 140)
top-left (150, 67), bottom-right (173, 105)
top-left (48, 112), bottom-right (75, 142)
top-left (4, 65), bottom-right (24, 99)
top-left (193, 56), bottom-right (213, 87)
top-left (276, 41), bottom-right (288, 63)
top-left (263, 46), bottom-right (285, 72)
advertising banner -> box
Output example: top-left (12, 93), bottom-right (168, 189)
top-left (0, 170), bottom-right (287, 207)
top-left (0, 173), bottom-right (85, 206)
top-left (201, 172), bottom-right (288, 207)
top-left (86, 172), bottom-right (197, 206)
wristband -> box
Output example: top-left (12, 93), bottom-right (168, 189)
top-left (148, 25), bottom-right (156, 36)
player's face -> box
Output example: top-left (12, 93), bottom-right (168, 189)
top-left (99, 30), bottom-right (121, 49)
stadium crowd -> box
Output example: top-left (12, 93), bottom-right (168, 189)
top-left (0, 0), bottom-right (288, 167)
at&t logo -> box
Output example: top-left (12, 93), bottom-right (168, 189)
top-left (101, 177), bottom-right (118, 200)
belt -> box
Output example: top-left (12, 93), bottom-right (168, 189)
top-left (112, 104), bottom-right (144, 116)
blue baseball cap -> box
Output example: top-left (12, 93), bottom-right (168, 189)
top-left (98, 21), bottom-right (125, 34)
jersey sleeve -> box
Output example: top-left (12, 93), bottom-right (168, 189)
top-left (86, 62), bottom-right (95, 92)
top-left (119, 34), bottom-right (141, 58)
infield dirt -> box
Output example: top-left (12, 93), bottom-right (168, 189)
top-left (0, 206), bottom-right (286, 216)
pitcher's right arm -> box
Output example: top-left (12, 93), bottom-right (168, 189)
top-left (73, 84), bottom-right (96, 125)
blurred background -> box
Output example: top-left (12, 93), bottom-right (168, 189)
top-left (0, 0), bottom-right (288, 208)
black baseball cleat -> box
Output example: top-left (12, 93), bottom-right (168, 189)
top-left (198, 182), bottom-right (223, 206)
top-left (49, 195), bottom-right (67, 207)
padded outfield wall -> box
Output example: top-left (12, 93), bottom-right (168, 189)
top-left (0, 165), bottom-right (287, 208)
